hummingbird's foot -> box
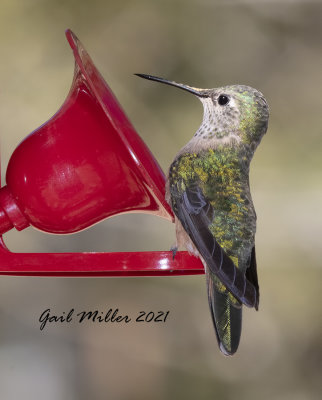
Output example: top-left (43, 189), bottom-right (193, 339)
top-left (170, 245), bottom-right (178, 260)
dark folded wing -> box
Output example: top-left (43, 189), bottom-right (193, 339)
top-left (174, 183), bottom-right (257, 308)
top-left (245, 246), bottom-right (259, 310)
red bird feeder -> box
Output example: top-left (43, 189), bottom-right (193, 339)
top-left (0, 30), bottom-right (203, 277)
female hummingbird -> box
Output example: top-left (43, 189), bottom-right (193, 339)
top-left (136, 74), bottom-right (269, 355)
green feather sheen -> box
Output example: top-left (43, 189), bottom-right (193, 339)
top-left (170, 146), bottom-right (256, 305)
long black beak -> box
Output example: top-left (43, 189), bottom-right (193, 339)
top-left (135, 74), bottom-right (208, 98)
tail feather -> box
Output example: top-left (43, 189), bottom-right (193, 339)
top-left (206, 269), bottom-right (242, 356)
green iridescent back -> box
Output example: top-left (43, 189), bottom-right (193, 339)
top-left (169, 145), bottom-right (256, 279)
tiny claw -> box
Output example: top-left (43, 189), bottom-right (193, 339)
top-left (170, 246), bottom-right (178, 260)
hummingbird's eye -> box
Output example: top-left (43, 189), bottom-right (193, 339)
top-left (218, 94), bottom-right (229, 106)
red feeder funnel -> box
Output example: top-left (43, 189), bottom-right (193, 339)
top-left (0, 29), bottom-right (203, 277)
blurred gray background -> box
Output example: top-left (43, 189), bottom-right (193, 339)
top-left (0, 0), bottom-right (321, 399)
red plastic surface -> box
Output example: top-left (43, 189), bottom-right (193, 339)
top-left (1, 30), bottom-right (173, 234)
top-left (0, 237), bottom-right (203, 276)
top-left (0, 29), bottom-right (204, 276)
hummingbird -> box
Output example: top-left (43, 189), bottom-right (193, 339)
top-left (136, 74), bottom-right (269, 355)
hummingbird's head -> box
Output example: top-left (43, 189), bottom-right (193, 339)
top-left (136, 74), bottom-right (269, 152)
top-left (200, 85), bottom-right (269, 149)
